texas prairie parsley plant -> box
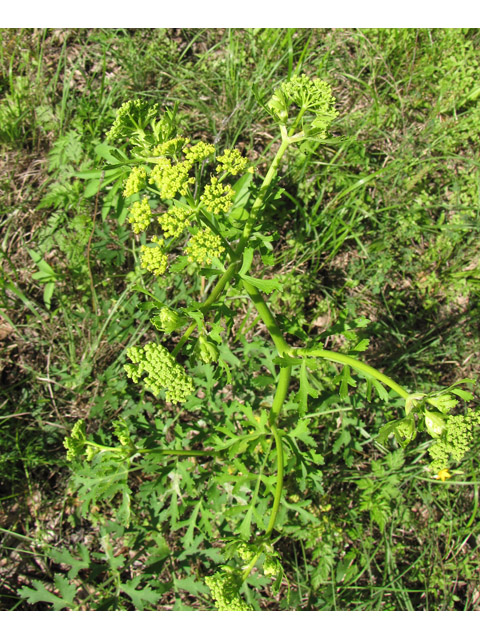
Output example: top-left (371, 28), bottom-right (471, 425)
top-left (65, 75), bottom-right (476, 610)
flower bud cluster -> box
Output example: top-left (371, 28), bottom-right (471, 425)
top-left (185, 141), bottom-right (215, 163)
top-left (268, 73), bottom-right (338, 139)
top-left (113, 419), bottom-right (131, 447)
top-left (428, 409), bottom-right (477, 473)
top-left (140, 236), bottom-right (168, 276)
top-left (64, 419), bottom-right (86, 462)
top-left (151, 307), bottom-right (185, 334)
top-left (196, 335), bottom-right (219, 363)
top-left (185, 229), bottom-right (225, 265)
top-left (128, 197), bottom-right (153, 233)
top-left (205, 569), bottom-right (253, 612)
top-left (157, 205), bottom-right (192, 239)
top-left (64, 420), bottom-right (95, 462)
top-left (123, 166), bottom-right (147, 198)
top-left (263, 555), bottom-right (281, 578)
top-left (106, 99), bottom-right (159, 142)
top-left (124, 342), bottom-right (195, 404)
top-left (200, 177), bottom-right (235, 214)
top-left (149, 157), bottom-right (195, 200)
top-left (215, 148), bottom-right (248, 176)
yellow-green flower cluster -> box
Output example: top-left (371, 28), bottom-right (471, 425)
top-left (128, 197), bottom-right (153, 233)
top-left (269, 74), bottom-right (337, 139)
top-left (123, 166), bottom-right (147, 197)
top-left (157, 205), bottom-right (191, 238)
top-left (428, 409), bottom-right (477, 473)
top-left (215, 148), bottom-right (248, 176)
top-left (124, 342), bottom-right (194, 403)
top-left (149, 157), bottom-right (195, 200)
top-left (205, 569), bottom-right (253, 612)
top-left (185, 229), bottom-right (225, 265)
top-left (200, 177), bottom-right (235, 214)
top-left (284, 75), bottom-right (337, 135)
top-left (140, 236), bottom-right (168, 276)
top-left (185, 141), bottom-right (215, 163)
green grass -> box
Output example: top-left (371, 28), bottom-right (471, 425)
top-left (0, 28), bottom-right (479, 611)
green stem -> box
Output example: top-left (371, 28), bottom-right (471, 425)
top-left (238, 137), bottom-right (291, 251)
top-left (172, 261), bottom-right (241, 357)
top-left (241, 279), bottom-right (289, 356)
top-left (240, 366), bottom-right (291, 583)
top-left (135, 447), bottom-right (213, 457)
top-left (264, 365), bottom-right (291, 538)
top-left (293, 347), bottom-right (409, 399)
top-left (85, 441), bottom-right (213, 459)
top-left (237, 281), bottom-right (292, 539)
top-left (84, 440), bottom-right (119, 452)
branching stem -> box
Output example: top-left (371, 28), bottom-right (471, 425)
top-left (293, 347), bottom-right (409, 399)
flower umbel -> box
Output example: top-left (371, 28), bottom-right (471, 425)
top-left (185, 228), bottom-right (225, 265)
top-left (128, 197), bottom-right (153, 233)
top-left (140, 236), bottom-right (168, 277)
top-left (124, 342), bottom-right (194, 404)
top-left (123, 166), bottom-right (147, 198)
top-left (200, 177), bottom-right (235, 214)
top-left (185, 141), bottom-right (215, 163)
top-left (428, 409), bottom-right (477, 473)
top-left (64, 420), bottom-right (95, 462)
top-left (157, 205), bottom-right (192, 239)
top-left (149, 158), bottom-right (194, 200)
top-left (106, 99), bottom-right (159, 142)
top-left (215, 148), bottom-right (248, 176)
top-left (205, 568), bottom-right (253, 611)
top-left (268, 73), bottom-right (338, 139)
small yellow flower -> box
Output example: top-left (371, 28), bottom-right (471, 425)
top-left (436, 468), bottom-right (452, 482)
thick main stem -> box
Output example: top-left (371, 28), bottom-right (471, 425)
top-left (241, 279), bottom-right (289, 356)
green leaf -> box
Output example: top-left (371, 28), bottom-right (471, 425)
top-left (182, 500), bottom-right (202, 548)
top-left (290, 418), bottom-right (317, 449)
top-left (19, 575), bottom-right (77, 610)
top-left (49, 545), bottom-right (90, 580)
top-left (239, 273), bottom-right (283, 294)
top-left (95, 142), bottom-right (123, 164)
top-left (350, 338), bottom-right (369, 352)
top-left (84, 168), bottom-right (125, 198)
top-left (370, 377), bottom-right (390, 402)
top-left (232, 171), bottom-right (253, 208)
top-left (239, 247), bottom-right (254, 276)
top-left (43, 281), bottom-right (55, 307)
top-left (332, 428), bottom-right (351, 455)
top-left (28, 250), bottom-right (57, 279)
top-left (120, 577), bottom-right (161, 610)
top-left (450, 388), bottom-right (474, 401)
top-left (336, 365), bottom-right (356, 399)
top-left (377, 415), bottom-right (416, 447)
top-left (296, 360), bottom-right (319, 416)
top-left (239, 504), bottom-right (254, 540)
